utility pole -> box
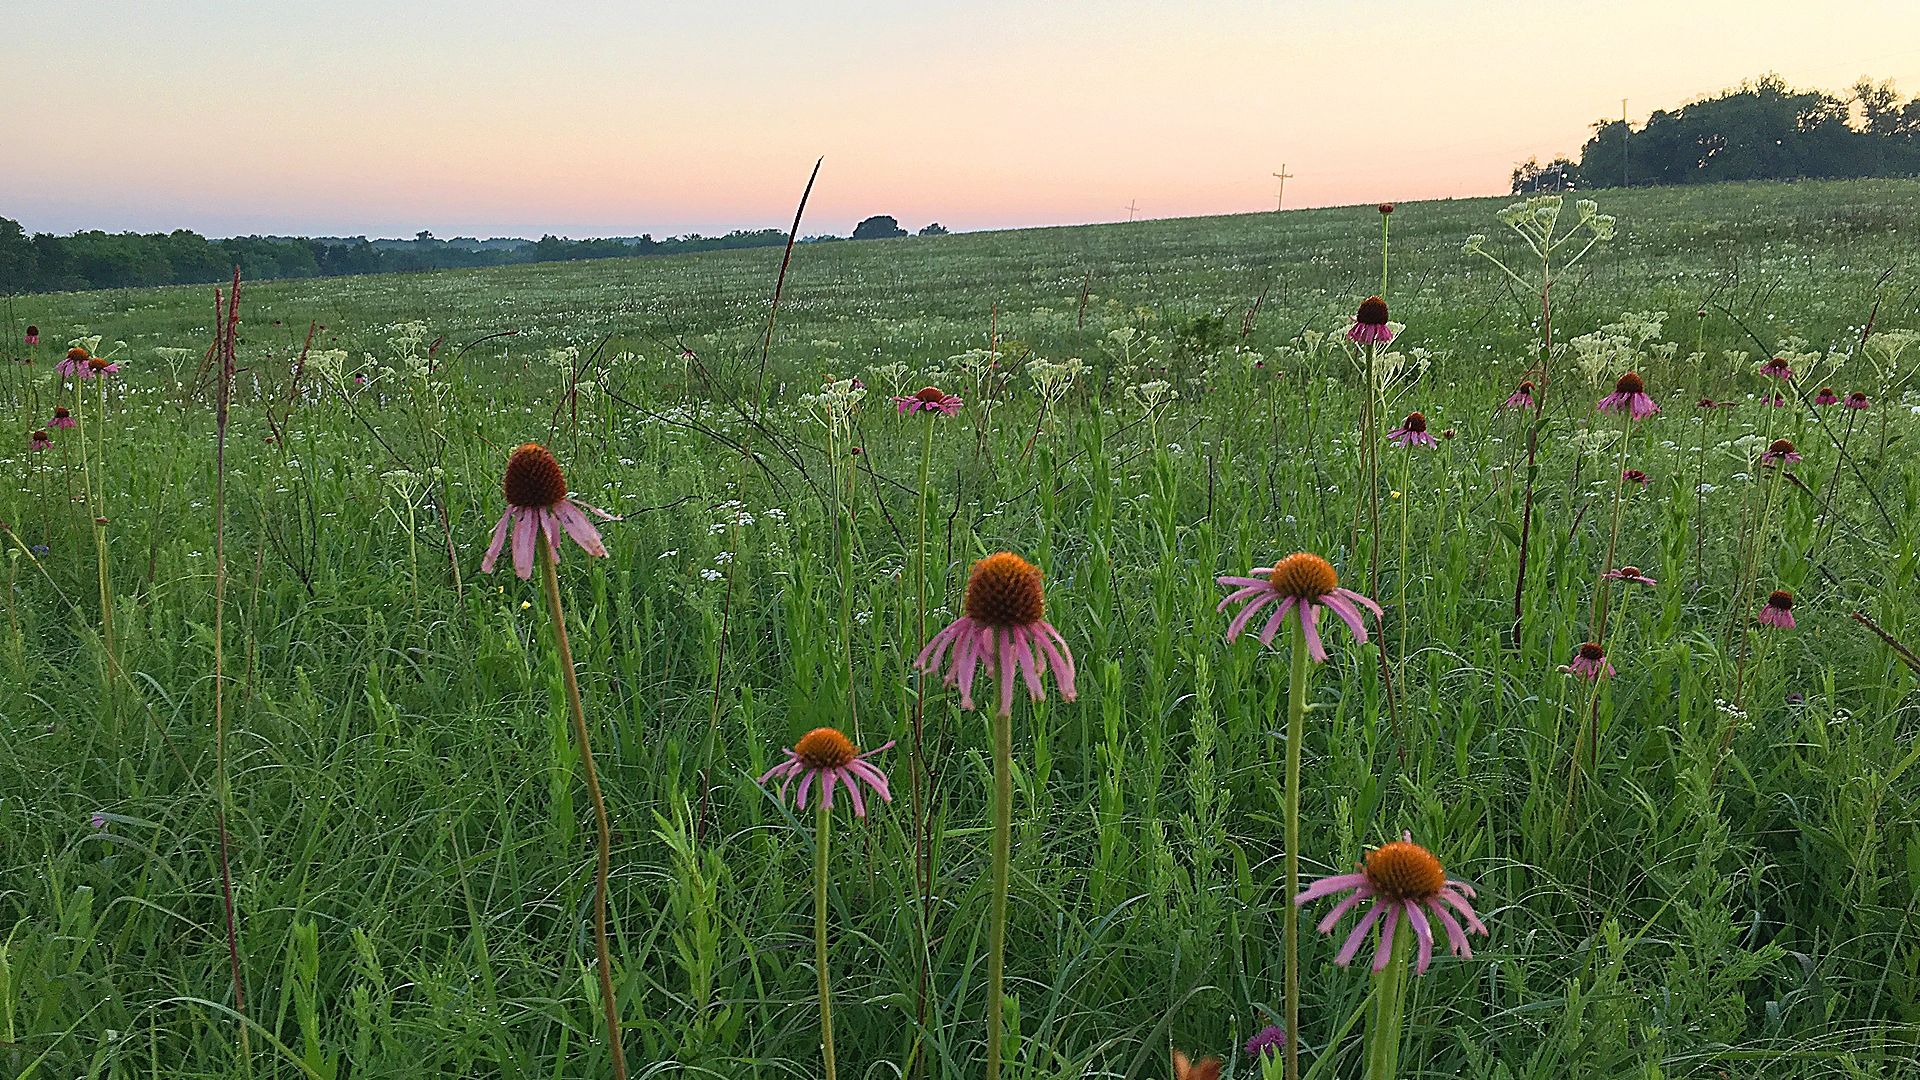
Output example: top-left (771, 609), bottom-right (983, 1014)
top-left (1622, 98), bottom-right (1629, 187)
top-left (1123, 199), bottom-right (1141, 222)
top-left (1271, 165), bottom-right (1294, 210)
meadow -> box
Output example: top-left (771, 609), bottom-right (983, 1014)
top-left (3, 177), bottom-right (1919, 1079)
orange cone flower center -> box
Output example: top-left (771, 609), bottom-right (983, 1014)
top-left (1267, 552), bottom-right (1338, 600)
top-left (794, 727), bottom-right (858, 770)
top-left (1613, 372), bottom-right (1645, 395)
top-left (67, 347), bottom-right (90, 362)
top-left (503, 443), bottom-right (568, 508)
top-left (1363, 840), bottom-right (1447, 902)
top-left (964, 552), bottom-right (1046, 627)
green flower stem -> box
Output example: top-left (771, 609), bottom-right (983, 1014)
top-left (815, 799), bottom-right (838, 1080)
top-left (986, 701), bottom-right (1014, 1080)
top-left (537, 542), bottom-right (626, 1080)
top-left (1364, 919), bottom-right (1412, 1080)
top-left (1284, 615), bottom-right (1310, 1080)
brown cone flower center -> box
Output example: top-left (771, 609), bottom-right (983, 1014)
top-left (1268, 552), bottom-right (1338, 600)
top-left (1764, 357), bottom-right (1790, 372)
top-left (794, 726), bottom-right (858, 770)
top-left (66, 346), bottom-right (90, 362)
top-left (914, 386), bottom-right (948, 403)
top-left (1613, 372), bottom-right (1645, 395)
top-left (1363, 840), bottom-right (1447, 902)
top-left (1620, 566), bottom-right (1642, 578)
top-left (86, 356), bottom-right (109, 371)
top-left (53, 407), bottom-right (69, 419)
top-left (32, 430), bottom-right (50, 443)
top-left (1848, 392), bottom-right (1868, 405)
top-left (1357, 296), bottom-right (1390, 326)
top-left (1578, 642), bottom-right (1606, 661)
top-left (964, 552), bottom-right (1045, 627)
top-left (1767, 590), bottom-right (1794, 610)
top-left (1518, 380), bottom-right (1534, 392)
top-left (1768, 439), bottom-right (1796, 456)
top-left (503, 443), bottom-right (568, 508)
top-left (1403, 412), bottom-right (1428, 432)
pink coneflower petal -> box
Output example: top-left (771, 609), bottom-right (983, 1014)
top-left (1228, 593), bottom-right (1280, 642)
top-left (795, 769), bottom-right (816, 810)
top-left (1317, 886), bottom-right (1372, 933)
top-left (1428, 899), bottom-right (1473, 957)
top-left (1256, 596), bottom-right (1299, 646)
top-left (1320, 593), bottom-right (1371, 645)
top-left (1437, 888), bottom-right (1487, 935)
top-left (1300, 603), bottom-right (1328, 662)
top-left (1404, 900), bottom-right (1436, 974)
top-left (511, 510), bottom-right (538, 579)
top-left (555, 501), bottom-right (609, 557)
top-left (481, 509), bottom-right (513, 573)
top-left (1335, 904), bottom-right (1385, 967)
top-left (1295, 872), bottom-right (1370, 905)
top-left (1371, 905), bottom-right (1401, 972)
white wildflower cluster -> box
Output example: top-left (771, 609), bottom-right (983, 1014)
top-left (1570, 427), bottom-right (1622, 455)
top-left (1353, 344), bottom-right (1430, 397)
top-left (867, 362), bottom-right (910, 395)
top-left (800, 376), bottom-right (866, 437)
top-left (1125, 379), bottom-right (1178, 413)
top-left (1863, 329), bottom-right (1918, 385)
top-left (1027, 356), bottom-right (1088, 408)
top-left (383, 321), bottom-right (435, 381)
top-left (1570, 311), bottom-right (1674, 387)
top-left (1468, 195), bottom-right (1615, 290)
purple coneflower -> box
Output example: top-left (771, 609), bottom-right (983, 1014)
top-left (894, 385), bottom-right (963, 415)
top-left (1814, 386), bottom-right (1839, 406)
top-left (1622, 468), bottom-right (1650, 486)
top-left (55, 347), bottom-right (90, 377)
top-left (50, 406), bottom-right (75, 429)
top-left (1759, 438), bottom-right (1801, 467)
top-left (1294, 832), bottom-right (1488, 975)
top-left (1597, 371), bottom-right (1658, 420)
top-left (1757, 590), bottom-right (1796, 629)
top-left (1245, 1024), bottom-right (1287, 1060)
top-left (1760, 356), bottom-right (1793, 381)
top-left (29, 429), bottom-right (51, 452)
top-left (1377, 202), bottom-right (1395, 215)
top-left (1347, 295), bottom-right (1393, 345)
top-left (759, 726), bottom-right (894, 816)
top-left (916, 552), bottom-right (1076, 715)
top-left (1566, 641), bottom-right (1614, 681)
top-left (480, 443), bottom-right (618, 580)
top-left (1602, 565), bottom-right (1656, 585)
top-left (1386, 411), bottom-right (1437, 448)
top-left (1216, 552), bottom-right (1381, 661)
top-left (1502, 380), bottom-right (1536, 410)
top-left (1695, 396), bottom-right (1719, 409)
top-left (1845, 391), bottom-right (1869, 410)
top-left (1768, 393), bottom-right (1789, 408)
top-left (24, 326), bottom-right (38, 346)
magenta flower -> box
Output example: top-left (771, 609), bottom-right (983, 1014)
top-left (894, 385), bottom-right (963, 415)
top-left (1813, 386), bottom-right (1839, 406)
top-left (1759, 438), bottom-right (1801, 466)
top-left (1695, 397), bottom-right (1721, 410)
top-left (1502, 380), bottom-right (1536, 410)
top-left (1767, 393), bottom-right (1789, 408)
top-left (480, 443), bottom-right (618, 580)
top-left (1597, 371), bottom-right (1658, 420)
top-left (1294, 832), bottom-right (1488, 975)
top-left (55, 348), bottom-right (90, 377)
top-left (49, 407), bottom-right (76, 429)
top-left (1244, 1024), bottom-right (1287, 1060)
top-left (29, 429), bottom-right (52, 452)
top-left (916, 552), bottom-right (1076, 715)
top-left (1845, 391), bottom-right (1870, 410)
top-left (24, 326), bottom-right (39, 346)
top-left (759, 726), bottom-right (894, 817)
top-left (1760, 356), bottom-right (1794, 381)
top-left (1566, 641), bottom-right (1614, 680)
top-left (1602, 565), bottom-right (1656, 586)
top-left (1758, 590), bottom-right (1796, 629)
top-left (1216, 552), bottom-right (1381, 662)
top-left (1622, 468), bottom-right (1650, 486)
top-left (1347, 296), bottom-right (1394, 345)
top-left (1387, 411), bottom-right (1438, 448)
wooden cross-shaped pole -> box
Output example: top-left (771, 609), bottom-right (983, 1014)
top-left (1271, 164), bottom-right (1294, 210)
top-left (1124, 199), bottom-right (1141, 221)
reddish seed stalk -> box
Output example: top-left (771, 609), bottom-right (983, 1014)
top-left (212, 269), bottom-right (251, 1063)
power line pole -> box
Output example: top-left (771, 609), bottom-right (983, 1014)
top-left (1123, 199), bottom-right (1141, 222)
top-left (1271, 165), bottom-right (1294, 211)
top-left (1622, 98), bottom-right (1629, 187)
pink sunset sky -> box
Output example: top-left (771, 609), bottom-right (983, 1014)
top-left (8, 0), bottom-right (1918, 239)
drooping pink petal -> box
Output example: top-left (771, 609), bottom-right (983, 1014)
top-left (1427, 899), bottom-right (1473, 958)
top-left (1335, 904), bottom-right (1383, 967)
top-left (818, 769), bottom-right (837, 811)
top-left (1041, 623), bottom-right (1076, 699)
top-left (954, 627), bottom-right (983, 710)
top-left (555, 500), bottom-right (609, 557)
top-left (916, 619), bottom-right (963, 675)
top-left (1216, 575), bottom-right (1275, 590)
top-left (1226, 592), bottom-right (1278, 642)
top-left (481, 508), bottom-right (514, 573)
top-left (1012, 625), bottom-right (1045, 702)
top-left (841, 768), bottom-right (867, 816)
top-left (1300, 602), bottom-right (1328, 662)
top-left (1256, 596), bottom-right (1299, 646)
top-left (511, 509), bottom-right (538, 580)
top-left (846, 759), bottom-right (892, 802)
top-left (1320, 593), bottom-right (1371, 645)
top-left (1294, 872), bottom-right (1369, 905)
top-left (1317, 886), bottom-right (1373, 934)
top-left (795, 769), bottom-right (815, 810)
top-left (1216, 584), bottom-right (1271, 613)
top-left (1405, 900), bottom-right (1436, 974)
top-left (1371, 905), bottom-right (1400, 972)
top-left (998, 628), bottom-right (1018, 717)
top-left (1437, 888), bottom-right (1487, 936)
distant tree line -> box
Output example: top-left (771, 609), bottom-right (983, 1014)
top-left (0, 220), bottom-right (798, 294)
top-left (1513, 74), bottom-right (1920, 194)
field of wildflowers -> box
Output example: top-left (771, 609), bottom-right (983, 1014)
top-left (3, 178), bottom-right (1919, 1078)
